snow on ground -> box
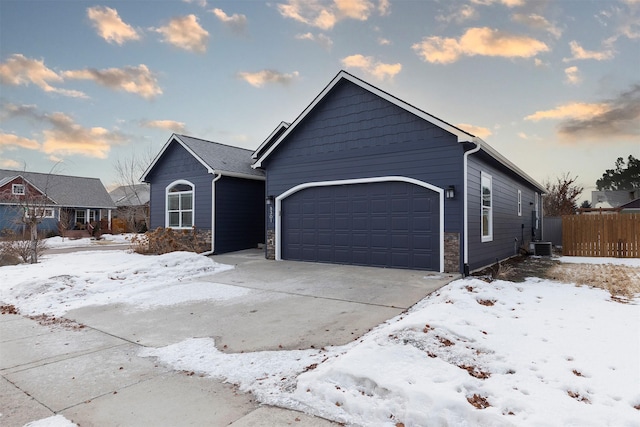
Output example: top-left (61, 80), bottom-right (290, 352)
top-left (23, 415), bottom-right (77, 427)
top-left (0, 250), bottom-right (240, 316)
top-left (2, 252), bottom-right (639, 426)
top-left (44, 233), bottom-right (137, 249)
top-left (142, 276), bottom-right (640, 426)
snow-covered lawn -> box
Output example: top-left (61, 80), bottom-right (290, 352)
top-left (44, 233), bottom-right (137, 249)
top-left (142, 275), bottom-right (640, 427)
top-left (1, 251), bottom-right (639, 427)
top-left (0, 250), bottom-right (238, 316)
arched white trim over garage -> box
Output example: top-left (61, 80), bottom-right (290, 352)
top-left (275, 176), bottom-right (445, 272)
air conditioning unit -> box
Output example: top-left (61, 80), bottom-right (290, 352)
top-left (533, 242), bottom-right (552, 256)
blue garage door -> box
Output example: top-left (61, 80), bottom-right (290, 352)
top-left (282, 181), bottom-right (439, 270)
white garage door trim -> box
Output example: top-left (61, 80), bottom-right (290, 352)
top-left (275, 176), bottom-right (445, 272)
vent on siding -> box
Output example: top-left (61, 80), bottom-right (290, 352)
top-left (533, 242), bottom-right (552, 256)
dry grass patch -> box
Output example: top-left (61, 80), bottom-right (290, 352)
top-left (547, 263), bottom-right (640, 299)
top-left (476, 256), bottom-right (640, 301)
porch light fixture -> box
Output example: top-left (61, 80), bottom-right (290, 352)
top-left (266, 195), bottom-right (274, 206)
top-left (446, 185), bottom-right (456, 199)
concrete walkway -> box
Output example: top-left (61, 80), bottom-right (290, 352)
top-left (1, 249), bottom-right (458, 426)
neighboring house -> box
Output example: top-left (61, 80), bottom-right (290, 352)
top-left (619, 198), bottom-right (640, 213)
top-left (252, 70), bottom-right (546, 274)
top-left (141, 134), bottom-right (265, 254)
top-left (583, 197), bottom-right (640, 214)
top-left (591, 189), bottom-right (640, 209)
top-left (109, 184), bottom-right (150, 232)
top-left (0, 169), bottom-right (115, 235)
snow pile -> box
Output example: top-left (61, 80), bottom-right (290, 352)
top-left (0, 251), bottom-right (239, 316)
top-left (142, 277), bottom-right (640, 427)
top-left (139, 338), bottom-right (332, 409)
top-left (23, 415), bottom-right (77, 427)
top-left (44, 233), bottom-right (137, 249)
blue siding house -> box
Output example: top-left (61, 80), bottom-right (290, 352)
top-left (253, 71), bottom-right (546, 274)
top-left (141, 134), bottom-right (265, 254)
top-left (0, 169), bottom-right (115, 235)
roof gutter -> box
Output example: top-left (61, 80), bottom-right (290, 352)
top-left (212, 170), bottom-right (265, 181)
top-left (463, 138), bottom-right (482, 276)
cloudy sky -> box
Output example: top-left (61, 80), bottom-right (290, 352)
top-left (1, 0), bottom-right (638, 198)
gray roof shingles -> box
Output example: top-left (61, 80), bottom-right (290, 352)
top-left (109, 184), bottom-right (150, 207)
top-left (174, 135), bottom-right (264, 178)
top-left (0, 169), bottom-right (116, 209)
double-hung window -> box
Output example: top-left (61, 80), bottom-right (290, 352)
top-left (12, 184), bottom-right (25, 195)
top-left (76, 210), bottom-right (86, 225)
top-left (481, 172), bottom-right (493, 242)
top-left (166, 181), bottom-right (194, 228)
top-left (517, 190), bottom-right (522, 216)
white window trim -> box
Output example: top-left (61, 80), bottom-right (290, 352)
top-left (25, 207), bottom-right (55, 219)
top-left (517, 189), bottom-right (522, 217)
top-left (12, 184), bottom-right (25, 195)
top-left (165, 179), bottom-right (195, 229)
top-left (75, 210), bottom-right (85, 224)
top-left (481, 172), bottom-right (493, 243)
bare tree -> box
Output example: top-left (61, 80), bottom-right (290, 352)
top-left (543, 173), bottom-right (584, 216)
top-left (112, 147), bottom-right (153, 232)
top-left (57, 208), bottom-right (72, 240)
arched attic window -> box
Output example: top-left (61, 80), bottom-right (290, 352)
top-left (166, 180), bottom-right (194, 228)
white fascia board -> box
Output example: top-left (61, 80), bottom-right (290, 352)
top-left (140, 134), bottom-right (176, 182)
top-left (253, 70), bottom-right (476, 168)
top-left (140, 134), bottom-right (215, 182)
top-left (213, 170), bottom-right (265, 181)
top-left (172, 135), bottom-right (215, 175)
top-left (10, 175), bottom-right (58, 204)
top-left (475, 138), bottom-right (546, 193)
top-left (252, 121), bottom-right (290, 160)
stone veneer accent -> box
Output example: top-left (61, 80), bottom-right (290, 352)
top-left (264, 229), bottom-right (460, 272)
top-left (444, 232), bottom-right (460, 273)
top-left (200, 229), bottom-right (212, 252)
top-left (265, 229), bottom-right (275, 260)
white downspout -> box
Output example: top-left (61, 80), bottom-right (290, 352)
top-left (275, 196), bottom-right (282, 261)
top-left (463, 139), bottom-right (482, 275)
top-left (201, 173), bottom-right (222, 256)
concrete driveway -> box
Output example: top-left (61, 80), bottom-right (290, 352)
top-left (1, 249), bottom-right (458, 426)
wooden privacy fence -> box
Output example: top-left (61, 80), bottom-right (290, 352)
top-left (562, 213), bottom-right (640, 258)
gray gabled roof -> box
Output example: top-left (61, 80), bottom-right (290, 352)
top-left (109, 184), bottom-right (150, 207)
top-left (141, 134), bottom-right (264, 182)
top-left (0, 169), bottom-right (116, 209)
